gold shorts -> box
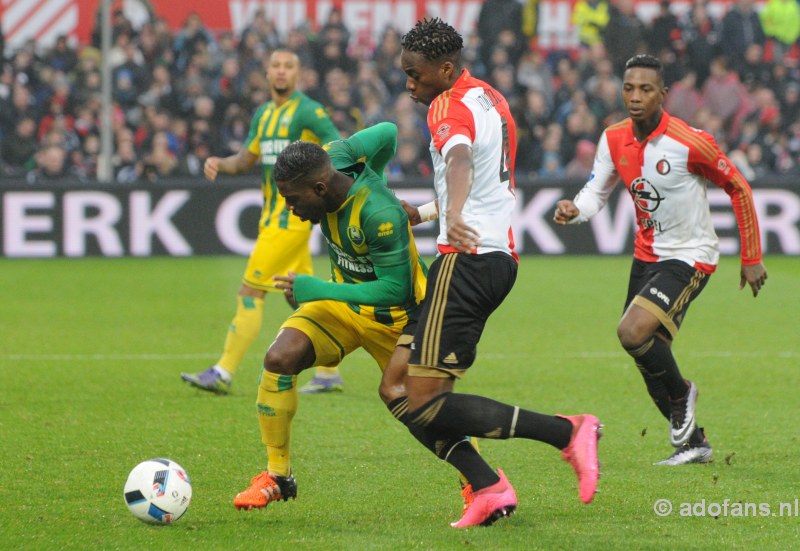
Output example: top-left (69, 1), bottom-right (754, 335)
top-left (281, 300), bottom-right (403, 370)
top-left (242, 227), bottom-right (313, 292)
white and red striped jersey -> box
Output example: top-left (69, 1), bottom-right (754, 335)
top-left (427, 69), bottom-right (518, 258)
top-left (572, 111), bottom-right (762, 273)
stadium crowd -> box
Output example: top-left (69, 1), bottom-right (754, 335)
top-left (1, 0), bottom-right (799, 185)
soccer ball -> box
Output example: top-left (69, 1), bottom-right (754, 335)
top-left (123, 458), bottom-right (192, 524)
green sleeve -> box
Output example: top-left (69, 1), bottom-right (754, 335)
top-left (291, 263), bottom-right (411, 306)
top-left (349, 122), bottom-right (398, 179)
top-left (292, 204), bottom-right (411, 306)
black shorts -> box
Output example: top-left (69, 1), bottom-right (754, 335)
top-left (402, 252), bottom-right (517, 379)
top-left (624, 258), bottom-right (710, 339)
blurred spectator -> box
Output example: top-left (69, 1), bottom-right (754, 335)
top-left (647, 0), bottom-right (681, 56)
top-left (26, 143), bottom-right (84, 184)
top-left (326, 85), bottom-right (364, 137)
top-left (679, 1), bottom-right (721, 87)
top-left (319, 8), bottom-right (351, 47)
top-left (565, 139), bottom-right (596, 179)
top-left (239, 9), bottom-right (282, 53)
top-left (0, 83), bottom-right (37, 137)
top-left (719, 0), bottom-right (765, 74)
top-left (139, 63), bottom-right (180, 115)
top-left (702, 56), bottom-right (753, 142)
top-left (477, 0), bottom-right (525, 68)
top-left (285, 27), bottom-right (315, 69)
top-left (92, 8), bottom-right (135, 49)
top-left (489, 63), bottom-right (520, 109)
top-left (173, 12), bottom-right (216, 74)
top-left (516, 49), bottom-right (554, 106)
top-left (571, 0), bottom-right (610, 49)
top-left (538, 124), bottom-right (565, 178)
top-left (219, 107), bottom-right (249, 156)
top-left (515, 88), bottom-right (552, 177)
top-left (1, 116), bottom-right (38, 173)
top-left (462, 32), bottom-right (487, 79)
top-left (141, 130), bottom-right (177, 182)
top-left (314, 33), bottom-right (357, 81)
top-left (374, 27), bottom-right (406, 98)
top-left (44, 35), bottom-right (78, 72)
top-left (740, 43), bottom-right (773, 91)
top-left (113, 132), bottom-right (142, 184)
top-left (72, 133), bottom-right (101, 179)
top-left (604, 0), bottom-right (647, 74)
top-left (759, 0), bottom-right (800, 62)
top-left (779, 82), bottom-right (800, 133)
top-left (138, 22), bottom-right (166, 65)
top-left (388, 138), bottom-right (433, 179)
top-left (665, 70), bottom-right (704, 123)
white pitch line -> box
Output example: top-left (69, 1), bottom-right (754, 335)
top-left (481, 351), bottom-right (800, 359)
top-left (1, 353), bottom-right (219, 361)
top-left (1, 351), bottom-right (797, 361)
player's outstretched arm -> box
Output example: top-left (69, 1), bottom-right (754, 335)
top-left (203, 150), bottom-right (258, 181)
top-left (278, 264), bottom-right (412, 307)
top-left (740, 262), bottom-right (768, 297)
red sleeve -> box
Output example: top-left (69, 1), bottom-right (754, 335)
top-left (687, 132), bottom-right (762, 265)
top-left (428, 93), bottom-right (475, 154)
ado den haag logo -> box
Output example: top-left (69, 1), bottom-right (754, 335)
top-left (347, 225), bottom-right (365, 247)
top-left (629, 177), bottom-right (664, 213)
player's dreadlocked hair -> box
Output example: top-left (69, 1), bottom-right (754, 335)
top-left (625, 54), bottom-right (664, 81)
top-left (273, 141), bottom-right (329, 184)
top-left (401, 17), bottom-right (463, 63)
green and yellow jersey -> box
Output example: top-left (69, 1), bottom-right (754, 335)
top-left (292, 123), bottom-right (427, 326)
top-left (245, 90), bottom-right (340, 232)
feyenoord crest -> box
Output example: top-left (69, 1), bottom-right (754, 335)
top-left (347, 225), bottom-right (365, 247)
top-left (656, 158), bottom-right (671, 175)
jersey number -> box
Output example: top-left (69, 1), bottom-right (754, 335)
top-left (499, 116), bottom-right (511, 183)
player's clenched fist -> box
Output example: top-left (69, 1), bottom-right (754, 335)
top-left (204, 157), bottom-right (221, 181)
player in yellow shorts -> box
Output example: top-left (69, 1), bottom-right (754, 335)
top-left (231, 123), bottom-right (429, 509)
top-left (180, 48), bottom-right (345, 394)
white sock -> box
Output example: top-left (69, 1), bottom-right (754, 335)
top-left (212, 365), bottom-right (232, 383)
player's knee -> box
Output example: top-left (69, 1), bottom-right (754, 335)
top-left (379, 347), bottom-right (410, 404)
top-left (264, 345), bottom-right (304, 375)
top-left (617, 321), bottom-right (651, 350)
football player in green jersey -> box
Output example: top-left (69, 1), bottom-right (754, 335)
top-left (232, 122), bottom-right (428, 510)
top-left (181, 49), bottom-right (347, 395)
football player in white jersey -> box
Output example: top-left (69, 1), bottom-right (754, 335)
top-left (555, 54), bottom-right (767, 466)
top-left (378, 17), bottom-right (602, 529)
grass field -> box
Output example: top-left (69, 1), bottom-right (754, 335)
top-left (1, 255), bottom-right (798, 550)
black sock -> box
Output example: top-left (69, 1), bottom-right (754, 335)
top-left (625, 337), bottom-right (687, 400)
top-left (689, 426), bottom-right (708, 447)
top-left (635, 362), bottom-right (671, 420)
top-left (388, 397), bottom-right (499, 490)
top-left (409, 393), bottom-right (572, 449)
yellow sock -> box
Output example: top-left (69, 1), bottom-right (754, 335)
top-left (257, 369), bottom-right (298, 477)
top-left (315, 366), bottom-right (340, 377)
top-left (217, 296), bottom-right (264, 376)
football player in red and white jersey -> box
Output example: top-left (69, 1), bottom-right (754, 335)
top-left (378, 18), bottom-right (602, 529)
top-left (555, 54), bottom-right (768, 466)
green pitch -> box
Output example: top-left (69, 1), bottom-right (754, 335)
top-left (1, 256), bottom-right (798, 550)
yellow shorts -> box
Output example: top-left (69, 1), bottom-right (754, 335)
top-left (281, 300), bottom-right (403, 370)
top-left (242, 227), bottom-right (313, 292)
